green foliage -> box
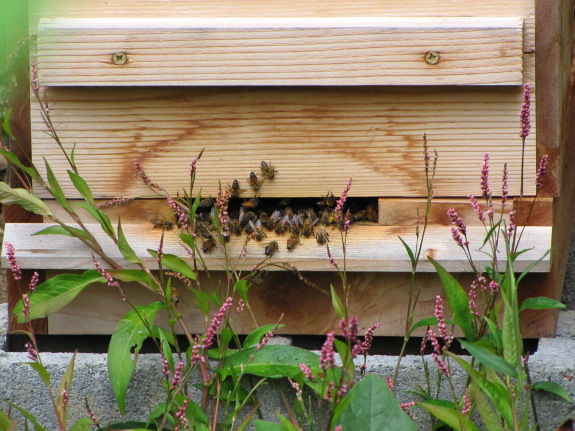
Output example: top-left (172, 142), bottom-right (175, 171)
top-left (0, 182), bottom-right (52, 216)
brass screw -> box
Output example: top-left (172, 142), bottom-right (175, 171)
top-left (424, 51), bottom-right (440, 65)
top-left (112, 52), bottom-right (127, 65)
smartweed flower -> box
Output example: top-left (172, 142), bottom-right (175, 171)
top-left (5, 242), bottom-right (22, 281)
top-left (202, 297), bottom-right (233, 348)
top-left (320, 332), bottom-right (336, 372)
top-left (520, 83), bottom-right (531, 139)
top-left (536, 154), bottom-right (549, 191)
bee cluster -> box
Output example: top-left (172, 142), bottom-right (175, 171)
top-left (154, 161), bottom-right (378, 255)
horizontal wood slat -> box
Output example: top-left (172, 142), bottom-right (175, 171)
top-left (37, 17), bottom-right (523, 86)
top-left (1, 223), bottom-right (551, 273)
top-left (31, 87), bottom-right (537, 199)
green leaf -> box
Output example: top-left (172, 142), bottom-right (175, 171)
top-left (481, 220), bottom-right (502, 248)
top-left (520, 297), bottom-right (566, 312)
top-left (459, 339), bottom-right (517, 378)
top-left (69, 418), bottom-right (93, 431)
top-left (0, 409), bottom-right (16, 431)
top-left (532, 381), bottom-right (573, 402)
top-left (13, 271), bottom-right (106, 322)
top-left (2, 108), bottom-right (14, 138)
top-left (179, 232), bottom-right (196, 249)
top-left (28, 362), bottom-right (52, 386)
top-left (330, 284), bottom-right (345, 319)
top-left (332, 374), bottom-right (416, 431)
top-left (117, 218), bottom-right (142, 264)
top-left (334, 338), bottom-right (354, 378)
top-left (244, 324), bottom-right (285, 349)
top-left (7, 403), bottom-right (47, 431)
top-left (398, 236), bottom-right (416, 266)
top-left (32, 225), bottom-right (92, 242)
top-left (57, 352), bottom-right (77, 422)
top-left (517, 249), bottom-right (552, 285)
top-left (68, 170), bottom-right (94, 206)
top-left (254, 421), bottom-right (289, 431)
top-left (148, 250), bottom-right (196, 280)
top-left (0, 182), bottom-right (52, 216)
top-left (0, 148), bottom-right (38, 180)
top-left (418, 402), bottom-right (479, 431)
top-left (108, 302), bottom-right (165, 413)
top-left (75, 201), bottom-right (114, 237)
top-left (482, 316), bottom-right (502, 349)
top-left (407, 317), bottom-right (437, 337)
top-left (44, 158), bottom-right (73, 212)
top-left (429, 258), bottom-right (476, 341)
top-left (191, 288), bottom-right (212, 316)
top-left (472, 382), bottom-right (504, 431)
top-left (109, 269), bottom-right (156, 288)
top-left (235, 279), bottom-right (249, 303)
top-left (501, 294), bottom-right (519, 368)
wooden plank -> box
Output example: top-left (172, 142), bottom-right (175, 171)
top-left (1, 223), bottom-right (552, 273)
top-left (46, 270), bottom-right (475, 336)
top-left (37, 17), bottom-right (524, 87)
top-left (379, 197), bottom-right (553, 226)
top-left (30, 86), bottom-right (538, 199)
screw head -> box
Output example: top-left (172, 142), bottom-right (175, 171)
top-left (112, 52), bottom-right (127, 65)
top-left (424, 51), bottom-right (440, 65)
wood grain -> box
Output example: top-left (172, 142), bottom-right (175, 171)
top-left (37, 17), bottom-right (524, 87)
top-left (1, 222), bottom-right (551, 273)
top-left (30, 86), bottom-right (538, 199)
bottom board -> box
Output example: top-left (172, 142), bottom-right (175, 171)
top-left (45, 270), bottom-right (551, 337)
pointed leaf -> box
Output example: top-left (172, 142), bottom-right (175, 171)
top-left (27, 362), bottom-right (52, 386)
top-left (7, 403), bottom-right (47, 431)
top-left (148, 250), bottom-right (196, 280)
top-left (57, 352), bottom-right (76, 423)
top-left (0, 148), bottom-right (38, 180)
top-left (32, 225), bottom-right (91, 242)
top-left (117, 218), bottom-right (142, 264)
top-left (517, 249), bottom-right (552, 284)
top-left (429, 258), bottom-right (476, 341)
top-left (69, 417), bottom-right (93, 431)
top-left (254, 421), bottom-right (288, 431)
top-left (0, 409), bottom-right (17, 431)
top-left (330, 284), bottom-right (345, 319)
top-left (418, 402), bottom-right (479, 431)
top-left (75, 202), bottom-right (114, 237)
top-left (244, 324), bottom-right (285, 349)
top-left (520, 297), bottom-right (566, 312)
top-left (109, 269), bottom-right (156, 289)
top-left (333, 374), bottom-right (416, 431)
top-left (472, 382), bottom-right (504, 431)
top-left (108, 302), bottom-right (165, 413)
top-left (0, 182), bottom-right (52, 216)
top-left (68, 170), bottom-right (94, 206)
top-left (2, 108), bottom-right (15, 139)
top-left (44, 158), bottom-right (73, 212)
top-left (459, 339), bottom-right (517, 378)
top-left (191, 288), bottom-right (212, 315)
top-left (13, 271), bottom-right (106, 322)
top-left (235, 279), bottom-right (249, 302)
top-left (532, 381), bottom-right (573, 402)
top-left (398, 236), bottom-right (416, 266)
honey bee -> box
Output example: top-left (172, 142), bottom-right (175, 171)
top-left (274, 221), bottom-right (288, 236)
top-left (152, 219), bottom-right (174, 230)
top-left (198, 198), bottom-right (215, 208)
top-left (229, 217), bottom-right (242, 236)
top-left (267, 210), bottom-right (282, 230)
top-left (248, 172), bottom-right (262, 191)
top-left (291, 224), bottom-right (301, 236)
top-left (259, 211), bottom-right (269, 224)
top-left (229, 179), bottom-right (241, 198)
top-left (251, 269), bottom-right (268, 285)
top-left (264, 240), bottom-right (279, 257)
top-left (244, 220), bottom-right (256, 235)
top-left (366, 205), bottom-right (378, 222)
top-left (239, 208), bottom-right (256, 228)
top-left (170, 286), bottom-right (180, 304)
top-left (260, 161), bottom-right (277, 179)
top-left (315, 227), bottom-right (330, 245)
top-left (317, 191), bottom-right (336, 207)
top-left (352, 210), bottom-right (368, 223)
top-left (286, 233), bottom-right (300, 251)
top-left (202, 237), bottom-right (216, 253)
top-left (241, 194), bottom-right (260, 210)
top-left (320, 208), bottom-right (335, 225)
top-left (253, 219), bottom-right (267, 241)
top-left (302, 216), bottom-right (319, 237)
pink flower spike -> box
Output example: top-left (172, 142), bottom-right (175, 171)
top-left (468, 195), bottom-right (485, 223)
top-left (520, 83), bottom-right (531, 139)
top-left (190, 149), bottom-right (204, 175)
top-left (25, 342), bottom-right (38, 361)
top-left (536, 154), bottom-right (549, 191)
top-left (170, 359), bottom-right (184, 390)
top-left (299, 363), bottom-right (313, 380)
top-left (5, 242), bottom-right (22, 281)
top-left (133, 160), bottom-right (165, 192)
top-left (202, 297), bottom-right (233, 349)
top-left (386, 376), bottom-right (394, 390)
top-left (508, 210), bottom-right (517, 237)
top-left (334, 178), bottom-right (352, 223)
top-left (320, 332), bottom-right (336, 372)
top-left (501, 163), bottom-right (509, 208)
top-left (481, 153), bottom-right (491, 200)
top-left (447, 208), bottom-right (467, 235)
top-left (339, 316), bottom-right (358, 340)
top-left (462, 391), bottom-right (472, 415)
top-left (434, 295), bottom-right (452, 348)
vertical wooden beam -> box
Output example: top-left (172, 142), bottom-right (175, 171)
top-left (524, 0), bottom-right (575, 336)
top-left (3, 0), bottom-right (47, 334)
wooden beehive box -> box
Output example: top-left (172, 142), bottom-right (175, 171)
top-left (2, 0), bottom-right (574, 337)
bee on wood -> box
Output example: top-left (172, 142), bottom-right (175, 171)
top-left (248, 172), bottom-right (262, 191)
top-left (286, 233), bottom-right (300, 251)
top-left (274, 218), bottom-right (289, 236)
top-left (253, 219), bottom-right (267, 241)
top-left (267, 209), bottom-right (282, 231)
top-left (202, 237), bottom-right (216, 253)
top-left (229, 179), bottom-right (241, 198)
top-left (152, 219), bottom-right (174, 230)
top-left (239, 208), bottom-right (256, 228)
top-left (244, 220), bottom-right (256, 235)
top-left (315, 227), bottom-right (330, 245)
top-left (366, 205), bottom-right (378, 222)
top-left (352, 210), bottom-right (368, 223)
top-left (265, 241), bottom-right (279, 257)
top-left (229, 217), bottom-right (242, 236)
top-left (317, 191), bottom-right (336, 207)
top-left (198, 198), bottom-right (215, 208)
top-left (302, 216), bottom-right (319, 237)
top-left (259, 211), bottom-right (269, 224)
top-left (260, 161), bottom-right (277, 179)
top-left (241, 194), bottom-right (260, 210)
top-left (320, 208), bottom-right (335, 225)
